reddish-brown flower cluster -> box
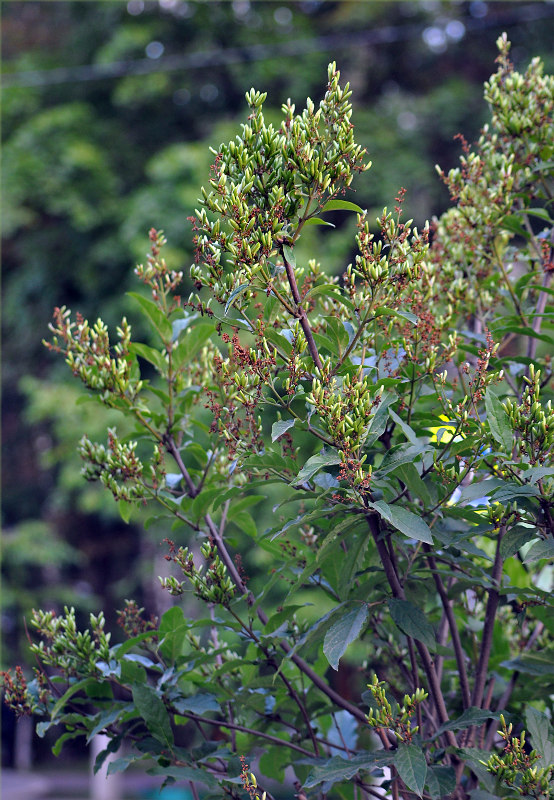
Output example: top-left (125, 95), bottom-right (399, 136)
top-left (116, 600), bottom-right (158, 639)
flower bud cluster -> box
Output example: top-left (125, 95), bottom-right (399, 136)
top-left (160, 542), bottom-right (236, 607)
top-left (484, 715), bottom-right (553, 798)
top-left (307, 370), bottom-right (382, 456)
top-left (366, 674), bottom-right (428, 743)
top-left (45, 307), bottom-right (140, 402)
top-left (29, 607), bottom-right (111, 678)
top-left (502, 367), bottom-right (554, 465)
top-left (135, 228), bottom-right (183, 310)
top-left (79, 429), bottom-right (160, 503)
top-left (190, 62), bottom-right (370, 307)
top-left (485, 34), bottom-right (554, 165)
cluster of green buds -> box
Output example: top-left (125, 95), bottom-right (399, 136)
top-left (484, 715), bottom-right (554, 798)
top-left (307, 370), bottom-right (383, 457)
top-left (79, 430), bottom-right (152, 502)
top-left (45, 307), bottom-right (139, 403)
top-left (135, 228), bottom-right (183, 309)
top-left (366, 674), bottom-right (428, 743)
top-left (160, 542), bottom-right (236, 607)
top-left (485, 34), bottom-right (554, 162)
top-left (190, 62), bottom-right (370, 307)
top-left (29, 607), bottom-right (111, 678)
top-left (502, 367), bottom-right (554, 465)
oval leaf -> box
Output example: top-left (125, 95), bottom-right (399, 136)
top-left (323, 604), bottom-right (369, 671)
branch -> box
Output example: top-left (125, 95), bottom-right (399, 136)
top-left (364, 512), bottom-right (459, 750)
top-left (424, 547), bottom-right (471, 710)
top-left (281, 246), bottom-right (323, 371)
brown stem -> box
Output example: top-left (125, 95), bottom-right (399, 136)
top-left (176, 711), bottom-right (315, 757)
top-left (470, 526), bottom-right (505, 710)
top-left (424, 548), bottom-right (471, 710)
top-left (365, 512), bottom-right (458, 750)
top-left (281, 246), bottom-right (323, 371)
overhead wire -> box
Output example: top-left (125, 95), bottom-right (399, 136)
top-left (2, 3), bottom-right (554, 90)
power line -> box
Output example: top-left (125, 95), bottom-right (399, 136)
top-left (2, 4), bottom-right (553, 90)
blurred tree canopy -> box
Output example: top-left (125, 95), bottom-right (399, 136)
top-left (2, 0), bottom-right (554, 683)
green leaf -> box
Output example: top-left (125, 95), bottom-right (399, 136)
top-left (426, 766), bottom-right (456, 799)
top-left (173, 320), bottom-right (215, 365)
top-left (132, 684), bottom-right (174, 748)
top-left (51, 677), bottom-right (97, 719)
top-left (304, 216), bottom-right (335, 227)
top-left (388, 599), bottom-right (436, 650)
top-left (127, 292), bottom-right (172, 340)
top-left (323, 604), bottom-right (369, 670)
top-left (394, 743), bottom-right (427, 798)
top-left (271, 418), bottom-right (296, 441)
top-left (282, 244), bottom-right (296, 267)
top-left (230, 510), bottom-right (258, 538)
top-left (52, 729), bottom-right (85, 757)
top-left (293, 449), bottom-right (341, 486)
top-left (224, 282), bottom-right (250, 315)
top-left (107, 754), bottom-right (145, 775)
top-left (158, 606), bottom-right (188, 664)
top-left (369, 500), bottom-right (433, 544)
top-left (523, 538), bottom-right (554, 563)
top-left (375, 306), bottom-right (418, 325)
top-left (501, 653), bottom-right (554, 675)
top-left (525, 707), bottom-right (554, 765)
top-left (147, 765), bottom-right (219, 788)
top-left (485, 388), bottom-right (513, 453)
top-left (321, 199), bottom-right (365, 214)
top-left (433, 707), bottom-right (499, 739)
top-left (118, 500), bottom-right (133, 524)
top-left (500, 525), bottom-right (538, 559)
top-left (172, 693), bottom-right (221, 715)
top-left (129, 342), bottom-right (166, 373)
top-left (365, 391), bottom-right (397, 446)
top-left (87, 706), bottom-right (125, 743)
top-left (376, 443), bottom-right (424, 476)
top-left (303, 752), bottom-right (394, 788)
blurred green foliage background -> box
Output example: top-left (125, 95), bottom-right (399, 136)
top-left (2, 1), bottom-right (554, 763)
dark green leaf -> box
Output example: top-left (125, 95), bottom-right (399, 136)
top-left (148, 765), bottom-right (219, 788)
top-left (426, 766), bottom-right (456, 799)
top-left (323, 605), bottom-right (369, 670)
top-left (303, 752), bottom-right (394, 788)
top-left (293, 450), bottom-right (341, 486)
top-left (394, 743), bottom-right (427, 798)
top-left (132, 684), bottom-right (174, 748)
top-left (501, 653), bottom-right (554, 675)
top-left (376, 443), bottom-right (424, 476)
top-left (388, 599), bottom-right (436, 650)
top-left (485, 388), bottom-right (513, 453)
top-left (224, 283), bottom-right (250, 315)
top-left (172, 693), bottom-right (221, 716)
top-left (500, 526), bottom-right (538, 559)
top-left (433, 708), bottom-right (499, 739)
top-left (525, 707), bottom-right (554, 764)
top-left (369, 500), bottom-right (433, 544)
top-left (523, 538), bottom-right (554, 563)
top-left (107, 754), bottom-right (145, 775)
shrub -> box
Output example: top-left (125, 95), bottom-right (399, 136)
top-left (4, 35), bottom-right (554, 800)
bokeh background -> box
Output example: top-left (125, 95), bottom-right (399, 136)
top-left (2, 0), bottom-right (554, 783)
